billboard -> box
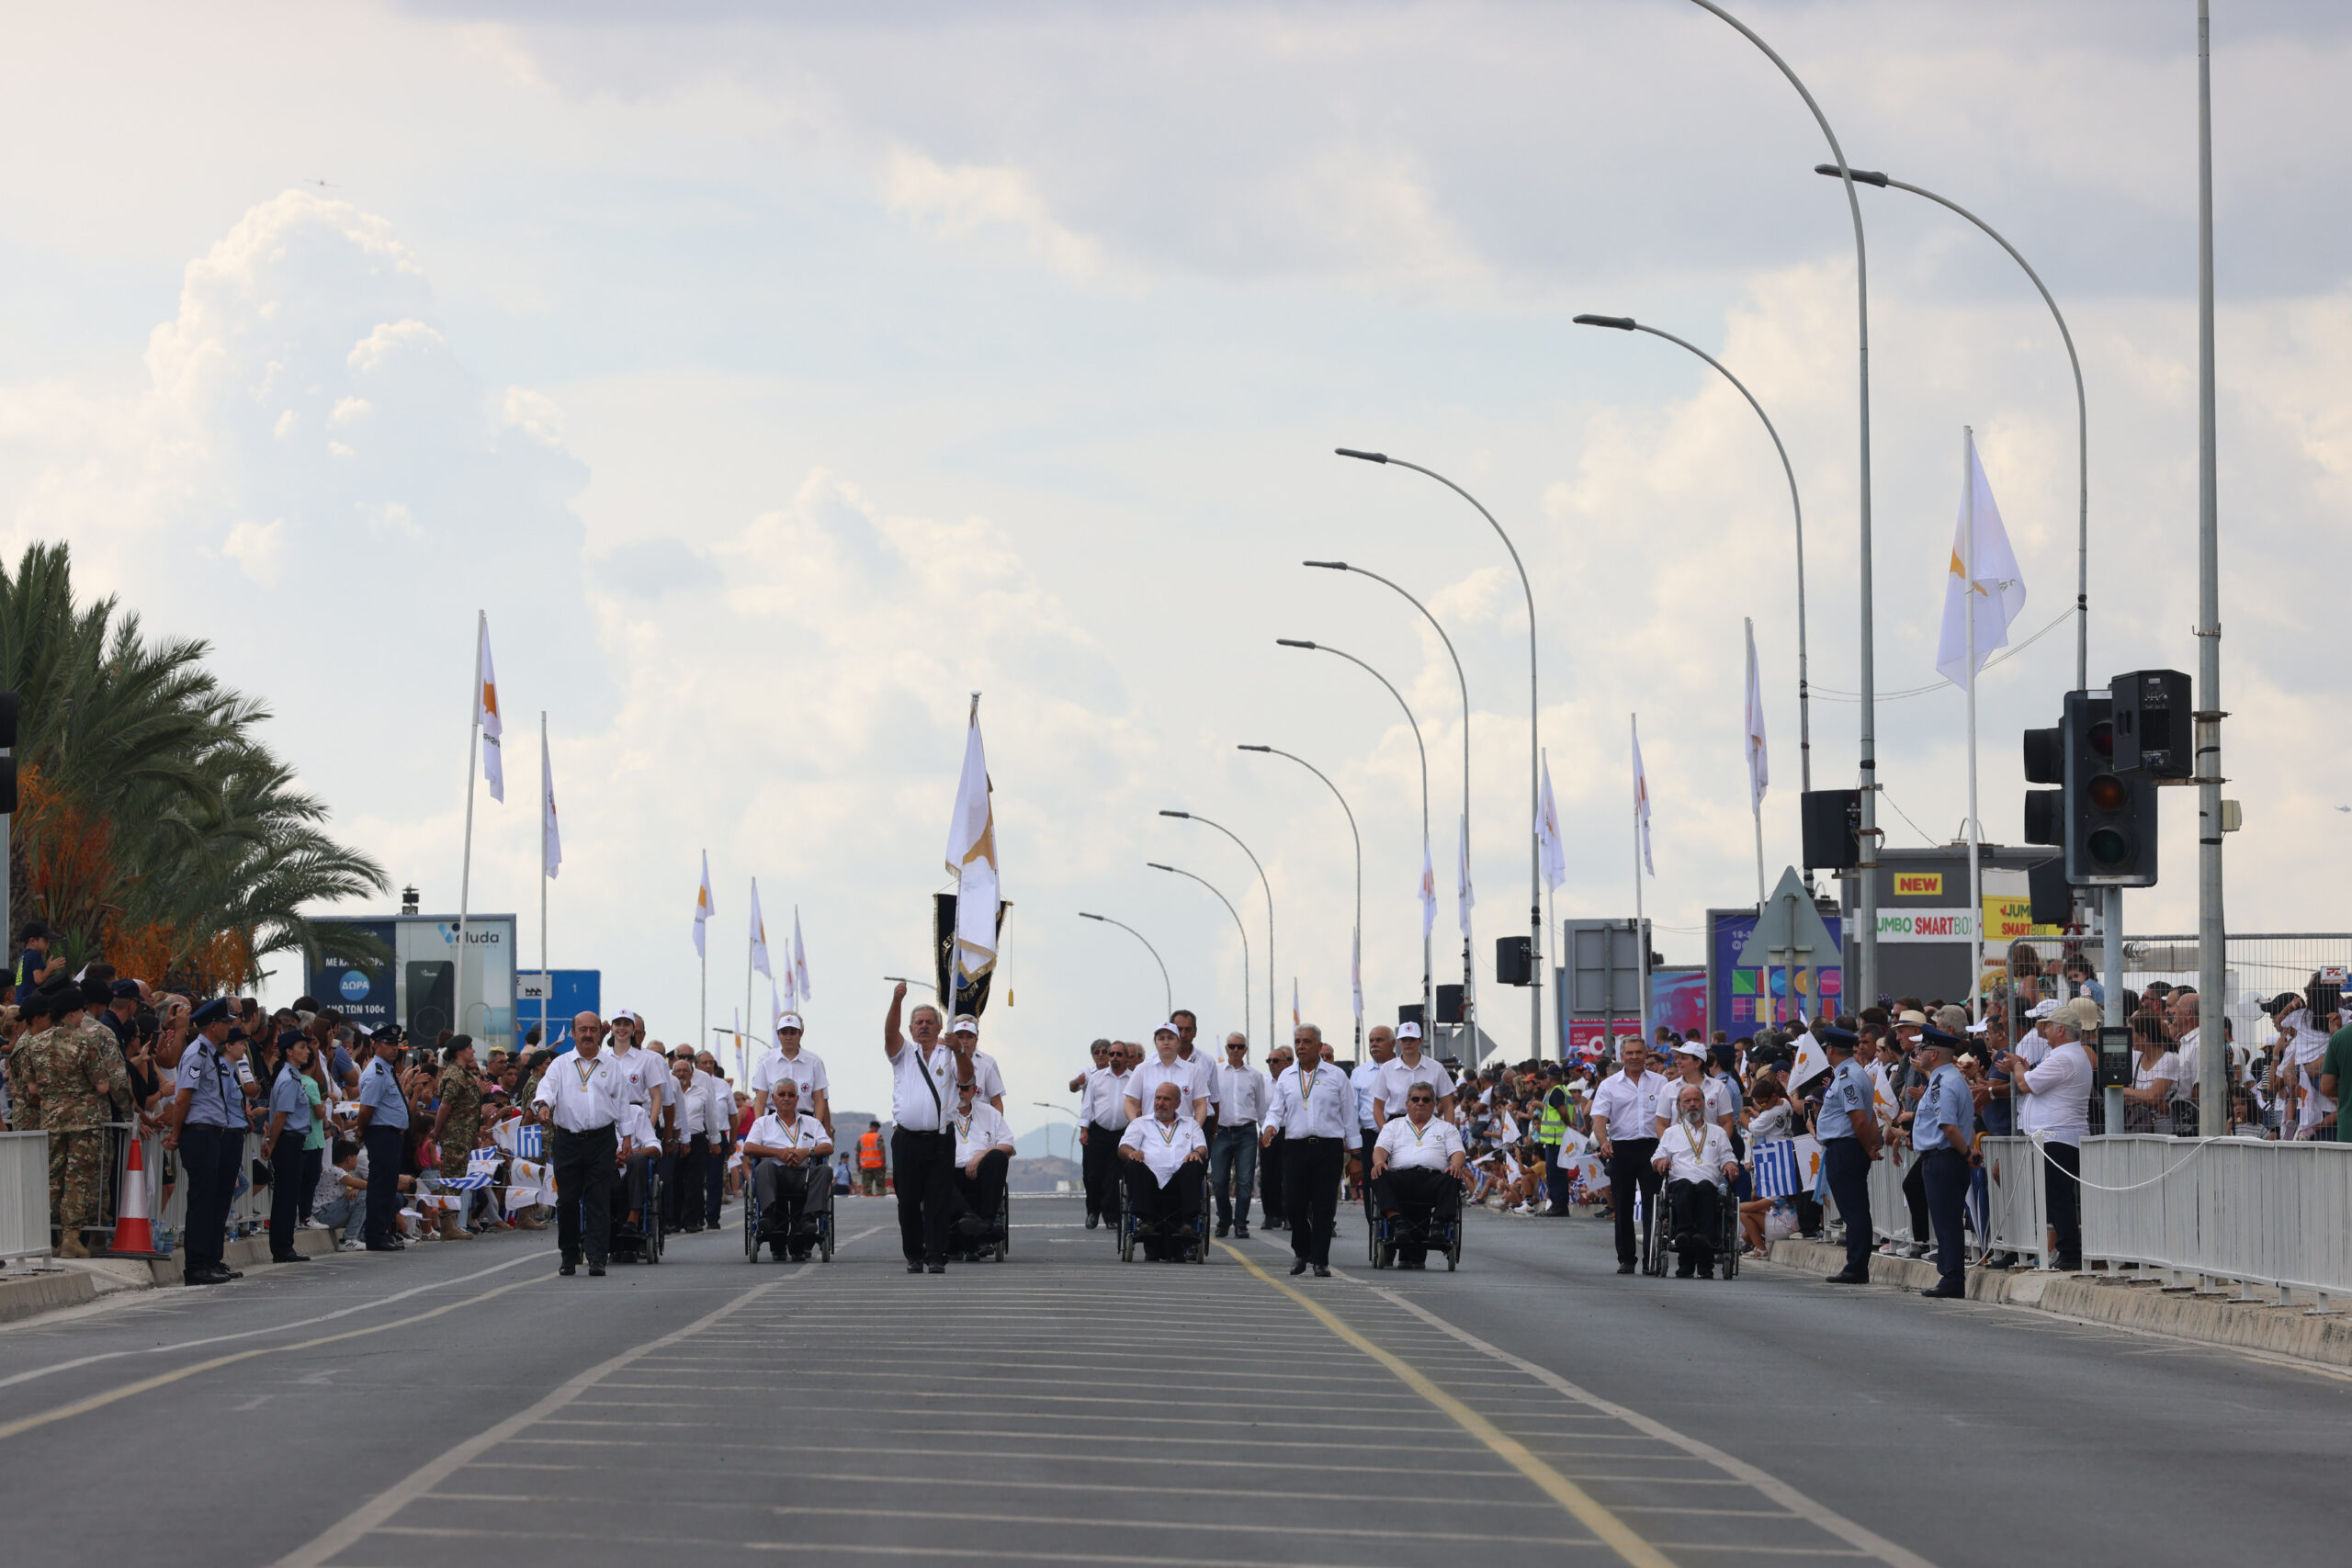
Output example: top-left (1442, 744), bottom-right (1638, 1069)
top-left (1709, 906), bottom-right (1844, 1033)
top-left (306, 914), bottom-right (518, 1051)
top-left (515, 970), bottom-right (602, 1052)
top-left (1560, 966), bottom-right (1707, 1060)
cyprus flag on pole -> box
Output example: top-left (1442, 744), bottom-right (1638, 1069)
top-left (1743, 620), bottom-right (1769, 809)
top-left (749, 877), bottom-right (774, 980)
top-left (694, 852), bottom-right (714, 958)
top-left (793, 908), bottom-right (812, 1002)
top-left (1632, 716), bottom-right (1656, 875)
top-left (945, 694), bottom-right (1001, 978)
top-left (540, 727), bottom-right (561, 878)
top-left (1419, 840), bottom-right (1436, 938)
top-left (476, 615), bottom-right (504, 803)
top-left (1935, 431), bottom-right (2029, 688)
top-left (1537, 750), bottom-right (1567, 892)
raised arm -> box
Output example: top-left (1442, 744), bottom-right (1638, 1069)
top-left (884, 981), bottom-right (908, 1058)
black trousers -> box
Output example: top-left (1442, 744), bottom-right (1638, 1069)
top-left (549, 1123), bottom-right (617, 1266)
top-left (666, 1134), bottom-right (709, 1227)
top-left (1283, 1136), bottom-right (1345, 1266)
top-left (361, 1123), bottom-right (404, 1247)
top-left (1822, 1136), bottom-right (1873, 1275)
top-left (620, 1151), bottom-right (652, 1223)
top-left (952, 1148), bottom-right (1012, 1244)
top-left (176, 1122), bottom-right (238, 1271)
top-left (298, 1145), bottom-right (324, 1224)
top-left (752, 1157), bottom-right (829, 1240)
top-left (268, 1131), bottom-right (307, 1259)
top-left (706, 1134), bottom-right (728, 1224)
top-left (1081, 1122), bottom-right (1122, 1217)
top-left (2043, 1139), bottom-right (2083, 1270)
top-left (1921, 1146), bottom-right (1970, 1289)
top-left (1607, 1138), bottom-right (1662, 1266)
top-left (1902, 1151), bottom-right (1931, 1243)
top-left (1371, 1165), bottom-right (1461, 1263)
top-left (892, 1128), bottom-right (955, 1265)
top-left (1260, 1131), bottom-right (1287, 1225)
top-left (1123, 1159), bottom-right (1205, 1257)
top-left (1667, 1178), bottom-right (1724, 1274)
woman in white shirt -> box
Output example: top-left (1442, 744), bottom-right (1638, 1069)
top-left (2123, 1018), bottom-right (2182, 1134)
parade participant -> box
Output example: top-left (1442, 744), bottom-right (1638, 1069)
top-left (531, 1011), bottom-right (625, 1277)
top-left (1076, 1037), bottom-right (1130, 1229)
top-left (615, 1085), bottom-right (662, 1235)
top-left (1209, 1032), bottom-right (1267, 1238)
top-left (1260, 1042), bottom-right (1295, 1229)
top-left (429, 1036), bottom-right (483, 1242)
top-left (1652, 1083), bottom-right (1741, 1279)
top-left (1370, 1084), bottom-right (1472, 1269)
top-left (163, 998), bottom-right (245, 1282)
top-left (606, 1011), bottom-right (674, 1145)
top-left (666, 1055), bottom-right (714, 1232)
top-left (28, 985), bottom-right (120, 1260)
top-left (349, 1030), bottom-right (410, 1254)
top-left (949, 1077), bottom-right (1016, 1252)
top-left (1126, 1024), bottom-right (1207, 1122)
top-left (1813, 1027), bottom-right (1882, 1283)
top-left (1371, 1021), bottom-right (1456, 1124)
top-left (261, 1032), bottom-right (317, 1264)
top-left (752, 1013), bottom-right (832, 1129)
top-left (692, 1048), bottom-right (733, 1225)
top-left (742, 1078), bottom-right (834, 1259)
top-left (1170, 1010), bottom-right (1221, 1134)
top-left (1910, 1029), bottom-right (1976, 1300)
top-left (1118, 1079), bottom-right (1208, 1260)
top-left (1652, 1040), bottom-right (1736, 1138)
top-left (883, 983), bottom-right (956, 1273)
top-left (1591, 1040), bottom-right (1666, 1275)
top-left (1262, 1030), bottom-right (1356, 1277)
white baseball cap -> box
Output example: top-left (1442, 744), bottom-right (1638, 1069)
top-left (951, 1013), bottom-right (980, 1035)
top-left (1154, 1021), bottom-right (1180, 1036)
top-left (1674, 1041), bottom-right (1708, 1058)
top-left (1397, 1021), bottom-right (1422, 1040)
top-left (775, 1012), bottom-right (804, 1032)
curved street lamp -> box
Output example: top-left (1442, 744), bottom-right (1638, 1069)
top-left (1159, 810), bottom-right (1272, 1050)
top-left (1147, 861), bottom-right (1251, 1041)
top-left (1078, 911), bottom-right (1171, 1019)
top-left (1275, 637), bottom-right (1431, 1037)
top-left (1238, 743), bottom-right (1362, 1054)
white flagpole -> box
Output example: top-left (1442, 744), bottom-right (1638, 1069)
top-left (457, 610), bottom-right (481, 1044)
top-left (699, 852), bottom-right (707, 1054)
top-left (1631, 715), bottom-right (1649, 1055)
top-left (1964, 427), bottom-right (1984, 1023)
top-left (539, 710), bottom-right (549, 1056)
top-left (745, 877), bottom-right (756, 1066)
top-left (1746, 616), bottom-right (1770, 1025)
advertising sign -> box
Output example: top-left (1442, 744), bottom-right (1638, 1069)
top-left (309, 919), bottom-right (397, 1032)
top-left (514, 970), bottom-right (602, 1052)
top-left (306, 914), bottom-right (518, 1051)
top-left (1875, 908), bottom-right (1978, 942)
top-left (1710, 907), bottom-right (1843, 1031)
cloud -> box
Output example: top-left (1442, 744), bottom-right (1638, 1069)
top-left (883, 150), bottom-right (1105, 280)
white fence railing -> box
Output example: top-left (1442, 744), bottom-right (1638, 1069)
top-left (1, 1130), bottom-right (49, 1260)
top-left (1826, 1144), bottom-right (1920, 1247)
top-left (2081, 1135), bottom-right (2352, 1302)
top-left (1983, 1135), bottom-right (2048, 1266)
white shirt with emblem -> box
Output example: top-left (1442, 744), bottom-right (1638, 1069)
top-left (1119, 1113), bottom-right (1206, 1185)
top-left (1375, 1114), bottom-right (1465, 1172)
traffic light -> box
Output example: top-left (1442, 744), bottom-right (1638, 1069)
top-left (2021, 721), bottom-right (2063, 847)
top-left (1495, 936), bottom-right (1532, 986)
top-left (2111, 669), bottom-right (2193, 778)
top-left (1800, 788), bottom-right (1860, 869)
top-left (2064, 689), bottom-right (2157, 886)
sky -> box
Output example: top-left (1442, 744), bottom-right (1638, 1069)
top-left (3, 1), bottom-right (2347, 1131)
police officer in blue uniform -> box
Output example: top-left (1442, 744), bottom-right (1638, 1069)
top-left (1910, 1029), bottom-right (1976, 1300)
top-left (162, 998), bottom-right (246, 1285)
top-left (1814, 1026), bottom-right (1883, 1284)
top-left (350, 1032), bottom-right (412, 1252)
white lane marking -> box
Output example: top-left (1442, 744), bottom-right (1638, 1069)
top-left (0, 1247), bottom-right (548, 1391)
top-left (1351, 1278), bottom-right (1938, 1568)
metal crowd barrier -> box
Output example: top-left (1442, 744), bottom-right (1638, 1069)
top-left (2081, 1134), bottom-right (2352, 1304)
top-left (1981, 1135), bottom-right (2050, 1267)
top-left (1, 1130), bottom-right (50, 1260)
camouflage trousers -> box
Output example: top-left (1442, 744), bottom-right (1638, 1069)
top-left (439, 1128), bottom-right (481, 1179)
top-left (48, 1127), bottom-right (105, 1234)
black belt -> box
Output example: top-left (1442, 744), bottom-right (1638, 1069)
top-left (897, 1127), bottom-right (951, 1139)
top-left (1293, 1134), bottom-right (1344, 1145)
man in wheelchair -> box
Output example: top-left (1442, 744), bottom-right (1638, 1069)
top-left (616, 1092), bottom-right (662, 1236)
top-left (1370, 1085), bottom-right (1472, 1269)
top-left (741, 1080), bottom-right (834, 1261)
top-left (1118, 1080), bottom-right (1208, 1260)
top-left (1650, 1082), bottom-right (1741, 1279)
top-left (948, 1076), bottom-right (1016, 1258)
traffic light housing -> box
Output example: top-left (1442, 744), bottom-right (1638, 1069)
top-left (2021, 723), bottom-right (2063, 847)
top-left (1800, 788), bottom-right (1861, 869)
top-left (1495, 936), bottom-right (1532, 986)
top-left (2064, 689), bottom-right (2157, 886)
top-left (2110, 669), bottom-right (2192, 778)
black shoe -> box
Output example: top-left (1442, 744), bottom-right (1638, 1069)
top-left (1699, 1266), bottom-right (1716, 1280)
top-left (927, 1263), bottom-right (946, 1275)
top-left (183, 1265), bottom-right (225, 1285)
top-left (271, 1253), bottom-right (311, 1264)
top-left (560, 1261), bottom-right (578, 1276)
top-left (1215, 1221), bottom-right (1230, 1237)
top-left (1233, 1224), bottom-right (1250, 1239)
top-left (1616, 1261), bottom-right (1635, 1275)
top-left (1086, 1213), bottom-right (1099, 1230)
top-left (1826, 1269), bottom-right (1871, 1284)
top-left (1676, 1266), bottom-right (1695, 1279)
top-left (1920, 1282), bottom-right (1964, 1300)
top-left (1289, 1259), bottom-right (1308, 1276)
top-left (588, 1263), bottom-right (606, 1277)
top-left (366, 1242), bottom-right (401, 1253)
top-left (907, 1261), bottom-right (925, 1274)
top-left (1312, 1264), bottom-right (1331, 1278)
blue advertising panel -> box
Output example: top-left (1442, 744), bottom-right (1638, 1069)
top-left (516, 970), bottom-right (601, 1052)
top-left (307, 919), bottom-right (398, 1032)
top-left (1708, 907), bottom-right (1844, 1033)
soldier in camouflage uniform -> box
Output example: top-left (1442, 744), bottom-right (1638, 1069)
top-left (431, 1036), bottom-right (484, 1241)
top-left (78, 993), bottom-right (137, 1123)
top-left (5, 990), bottom-right (62, 1131)
top-left (30, 985), bottom-right (119, 1258)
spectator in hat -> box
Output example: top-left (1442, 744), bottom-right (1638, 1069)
top-left (2004, 998), bottom-right (2097, 1269)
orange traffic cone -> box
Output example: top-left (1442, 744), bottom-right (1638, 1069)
top-left (110, 1134), bottom-right (162, 1256)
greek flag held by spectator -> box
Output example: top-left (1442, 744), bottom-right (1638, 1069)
top-left (1752, 1136), bottom-right (1822, 1200)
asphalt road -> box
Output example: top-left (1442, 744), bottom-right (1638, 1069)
top-left (1, 1190), bottom-right (2342, 1567)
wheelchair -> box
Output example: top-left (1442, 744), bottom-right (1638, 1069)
top-left (1119, 1166), bottom-right (1211, 1264)
top-left (1642, 1178), bottom-right (1739, 1280)
top-left (742, 1157), bottom-right (836, 1264)
top-left (1370, 1178), bottom-right (1465, 1272)
top-left (608, 1157), bottom-right (664, 1266)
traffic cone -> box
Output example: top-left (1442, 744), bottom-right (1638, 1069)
top-left (110, 1134), bottom-right (162, 1256)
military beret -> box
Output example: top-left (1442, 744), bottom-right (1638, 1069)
top-left (19, 990), bottom-right (58, 1021)
top-left (189, 998), bottom-right (232, 1027)
top-left (1818, 1026), bottom-right (1861, 1051)
top-left (38, 983), bottom-right (85, 1014)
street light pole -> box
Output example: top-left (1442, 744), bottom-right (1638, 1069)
top-left (1683, 0), bottom-right (1881, 1012)
top-left (1159, 810), bottom-right (1273, 1052)
top-left (1275, 637), bottom-right (1432, 1041)
top-left (1238, 744), bottom-right (1363, 1055)
top-left (1303, 560), bottom-right (1478, 1053)
top-left (1811, 164), bottom-right (2089, 692)
top-left (1569, 313), bottom-right (1814, 804)
top-left (1077, 911), bottom-right (1171, 1020)
top-left (1147, 862), bottom-right (1251, 1042)
top-left (2194, 0), bottom-right (2227, 1134)
top-left (1335, 448), bottom-right (1544, 1059)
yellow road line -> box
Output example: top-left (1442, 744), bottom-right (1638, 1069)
top-left (0, 1269), bottom-right (550, 1443)
top-left (1217, 1243), bottom-right (1675, 1568)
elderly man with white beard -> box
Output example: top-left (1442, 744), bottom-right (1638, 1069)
top-left (1651, 1081), bottom-right (1740, 1280)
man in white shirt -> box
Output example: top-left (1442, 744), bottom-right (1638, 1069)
top-left (1209, 1033), bottom-right (1269, 1239)
top-left (1589, 1041), bottom-right (1666, 1275)
top-left (1072, 1038), bottom-right (1129, 1230)
top-left (529, 1011), bottom-right (627, 1278)
top-left (1259, 1042), bottom-right (1296, 1231)
top-left (742, 1079), bottom-right (834, 1262)
top-left (947, 1016), bottom-right (1007, 1112)
top-left (664, 1055), bottom-right (712, 1234)
top-left (1350, 1029), bottom-right (1396, 1192)
top-left (1171, 1009), bottom-right (1222, 1134)
top-left (2003, 998), bottom-right (2096, 1270)
top-left (883, 983), bottom-right (958, 1274)
top-left (615, 1095), bottom-right (660, 1236)
top-left (1263, 1036), bottom-right (1358, 1277)
top-left (1126, 1025), bottom-right (1207, 1122)
top-left (1651, 1082), bottom-right (1740, 1279)
top-left (1371, 1083), bottom-right (1472, 1269)
top-left (1118, 1080), bottom-right (1208, 1260)
top-left (752, 1014), bottom-right (832, 1131)
top-left (1371, 1021), bottom-right (1456, 1125)
top-left (948, 1077), bottom-right (1017, 1257)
